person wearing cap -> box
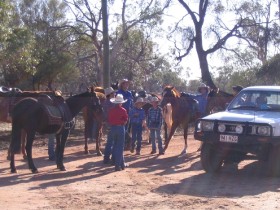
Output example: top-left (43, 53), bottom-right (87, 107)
top-left (116, 79), bottom-right (133, 149)
top-left (232, 85), bottom-right (243, 96)
top-left (188, 83), bottom-right (209, 117)
top-left (129, 97), bottom-right (146, 155)
top-left (105, 94), bottom-right (128, 171)
top-left (147, 97), bottom-right (164, 155)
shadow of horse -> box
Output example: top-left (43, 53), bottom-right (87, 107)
top-left (9, 88), bottom-right (103, 174)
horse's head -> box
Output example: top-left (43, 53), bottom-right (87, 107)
top-left (160, 86), bottom-right (180, 107)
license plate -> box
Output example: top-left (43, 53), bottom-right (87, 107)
top-left (220, 134), bottom-right (238, 143)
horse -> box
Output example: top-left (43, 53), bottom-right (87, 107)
top-left (0, 87), bottom-right (62, 159)
top-left (82, 89), bottom-right (106, 155)
top-left (160, 85), bottom-right (198, 154)
top-left (9, 88), bottom-right (103, 173)
top-left (206, 88), bottom-right (234, 114)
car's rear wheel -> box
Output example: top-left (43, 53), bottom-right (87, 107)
top-left (201, 142), bottom-right (224, 173)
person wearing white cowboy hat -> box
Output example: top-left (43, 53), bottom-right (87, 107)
top-left (197, 83), bottom-right (210, 93)
top-left (116, 79), bottom-right (133, 151)
top-left (188, 82), bottom-right (209, 118)
top-left (129, 97), bottom-right (146, 155)
top-left (104, 94), bottom-right (128, 171)
top-left (147, 96), bottom-right (164, 155)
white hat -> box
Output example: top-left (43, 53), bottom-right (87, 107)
top-left (135, 97), bottom-right (145, 105)
top-left (110, 94), bottom-right (127, 104)
top-left (104, 87), bottom-right (116, 96)
top-left (150, 97), bottom-right (159, 103)
top-left (197, 83), bottom-right (209, 93)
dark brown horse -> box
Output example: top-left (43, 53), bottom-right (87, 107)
top-left (206, 88), bottom-right (234, 114)
top-left (0, 87), bottom-right (61, 159)
top-left (9, 88), bottom-right (102, 173)
top-left (160, 86), bottom-right (198, 154)
top-left (82, 89), bottom-right (106, 155)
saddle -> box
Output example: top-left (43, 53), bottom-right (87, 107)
top-left (38, 94), bottom-right (74, 129)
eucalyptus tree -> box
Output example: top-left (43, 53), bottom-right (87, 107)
top-left (12, 0), bottom-right (75, 90)
top-left (64, 0), bottom-right (170, 87)
top-left (170, 0), bottom-right (270, 89)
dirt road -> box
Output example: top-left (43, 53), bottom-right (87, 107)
top-left (1, 129), bottom-right (280, 210)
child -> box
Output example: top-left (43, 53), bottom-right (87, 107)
top-left (147, 97), bottom-right (164, 155)
top-left (129, 97), bottom-right (146, 155)
top-left (107, 94), bottom-right (128, 171)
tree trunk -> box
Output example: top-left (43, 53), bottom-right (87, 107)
top-left (102, 0), bottom-right (110, 88)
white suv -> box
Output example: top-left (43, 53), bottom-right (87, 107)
top-left (194, 86), bottom-right (280, 176)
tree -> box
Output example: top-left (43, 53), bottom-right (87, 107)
top-left (64, 0), bottom-right (170, 87)
top-left (171, 0), bottom-right (260, 89)
top-left (257, 53), bottom-right (280, 84)
top-left (13, 0), bottom-right (76, 90)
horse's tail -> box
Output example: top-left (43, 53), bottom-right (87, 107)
top-left (10, 123), bottom-right (22, 154)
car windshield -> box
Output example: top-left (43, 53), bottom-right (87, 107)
top-left (228, 90), bottom-right (280, 111)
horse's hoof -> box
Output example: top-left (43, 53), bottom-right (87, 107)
top-left (11, 169), bottom-right (17, 173)
top-left (23, 155), bottom-right (28, 160)
top-left (32, 169), bottom-right (39, 173)
top-left (180, 150), bottom-right (187, 155)
top-left (59, 167), bottom-right (66, 171)
top-left (84, 150), bottom-right (89, 154)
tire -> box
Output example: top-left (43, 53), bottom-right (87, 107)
top-left (267, 145), bottom-right (280, 177)
top-left (201, 142), bottom-right (224, 173)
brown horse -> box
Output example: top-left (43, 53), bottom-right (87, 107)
top-left (160, 86), bottom-right (198, 154)
top-left (82, 89), bottom-right (106, 155)
top-left (0, 87), bottom-right (61, 159)
top-left (9, 88), bottom-right (102, 173)
top-left (206, 88), bottom-right (234, 114)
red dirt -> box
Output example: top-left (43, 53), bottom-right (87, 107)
top-left (1, 128), bottom-right (280, 209)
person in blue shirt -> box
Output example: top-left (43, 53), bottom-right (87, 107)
top-left (189, 83), bottom-right (209, 118)
top-left (129, 97), bottom-right (146, 155)
top-left (116, 79), bottom-right (133, 150)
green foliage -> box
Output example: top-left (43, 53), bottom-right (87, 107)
top-left (257, 54), bottom-right (280, 85)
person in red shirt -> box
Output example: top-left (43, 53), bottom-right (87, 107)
top-left (106, 94), bottom-right (128, 171)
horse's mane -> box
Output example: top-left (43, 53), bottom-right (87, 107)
top-left (163, 85), bottom-right (181, 98)
top-left (95, 91), bottom-right (106, 101)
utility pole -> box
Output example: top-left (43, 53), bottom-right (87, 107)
top-left (102, 0), bottom-right (110, 88)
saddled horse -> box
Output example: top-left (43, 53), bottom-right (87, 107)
top-left (9, 88), bottom-right (102, 173)
top-left (0, 87), bottom-right (62, 159)
top-left (206, 88), bottom-right (234, 114)
top-left (82, 88), bottom-right (106, 155)
top-left (160, 86), bottom-right (198, 154)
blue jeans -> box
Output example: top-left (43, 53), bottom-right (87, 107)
top-left (48, 134), bottom-right (56, 160)
top-left (110, 125), bottom-right (125, 168)
top-left (131, 123), bottom-right (143, 152)
top-left (103, 126), bottom-right (115, 162)
top-left (150, 129), bottom-right (163, 153)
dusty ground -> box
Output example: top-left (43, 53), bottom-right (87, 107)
top-left (1, 123), bottom-right (280, 210)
